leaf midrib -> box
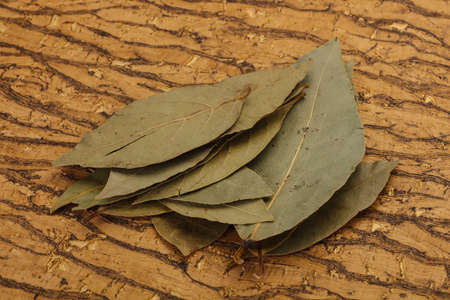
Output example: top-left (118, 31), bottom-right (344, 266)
top-left (92, 87), bottom-right (251, 156)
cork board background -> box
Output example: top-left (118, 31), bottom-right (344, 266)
top-left (0, 0), bottom-right (448, 299)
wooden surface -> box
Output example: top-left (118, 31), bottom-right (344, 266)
top-left (0, 0), bottom-right (449, 299)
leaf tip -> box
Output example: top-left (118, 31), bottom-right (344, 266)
top-left (376, 160), bottom-right (399, 171)
top-left (51, 157), bottom-right (65, 167)
top-left (52, 153), bottom-right (79, 168)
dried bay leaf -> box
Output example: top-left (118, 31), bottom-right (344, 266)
top-left (95, 144), bottom-right (214, 200)
top-left (236, 38), bottom-right (366, 241)
top-left (134, 99), bottom-right (298, 202)
top-left (252, 161), bottom-right (397, 255)
top-left (50, 169), bottom-right (109, 213)
top-left (136, 167), bottom-right (273, 205)
top-left (161, 199), bottom-right (273, 224)
top-left (98, 200), bottom-right (170, 217)
top-left (152, 213), bottom-right (228, 256)
top-left (53, 84), bottom-right (250, 169)
top-left (225, 60), bottom-right (312, 134)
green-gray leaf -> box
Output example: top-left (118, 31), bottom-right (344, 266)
top-left (161, 198), bottom-right (273, 224)
top-left (152, 213), bottom-right (228, 256)
top-left (254, 161), bottom-right (397, 255)
top-left (236, 38), bottom-right (366, 241)
top-left (50, 169), bottom-right (109, 213)
top-left (71, 191), bottom-right (137, 211)
top-left (95, 145), bottom-right (214, 200)
top-left (134, 99), bottom-right (297, 202)
top-left (53, 83), bottom-right (249, 169)
top-left (98, 200), bottom-right (170, 217)
top-left (136, 167), bottom-right (273, 205)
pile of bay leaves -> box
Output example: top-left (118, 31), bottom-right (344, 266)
top-left (52, 38), bottom-right (397, 258)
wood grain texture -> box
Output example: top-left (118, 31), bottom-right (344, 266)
top-left (0, 0), bottom-right (448, 299)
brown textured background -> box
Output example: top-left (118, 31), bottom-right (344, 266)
top-left (0, 0), bottom-right (449, 299)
